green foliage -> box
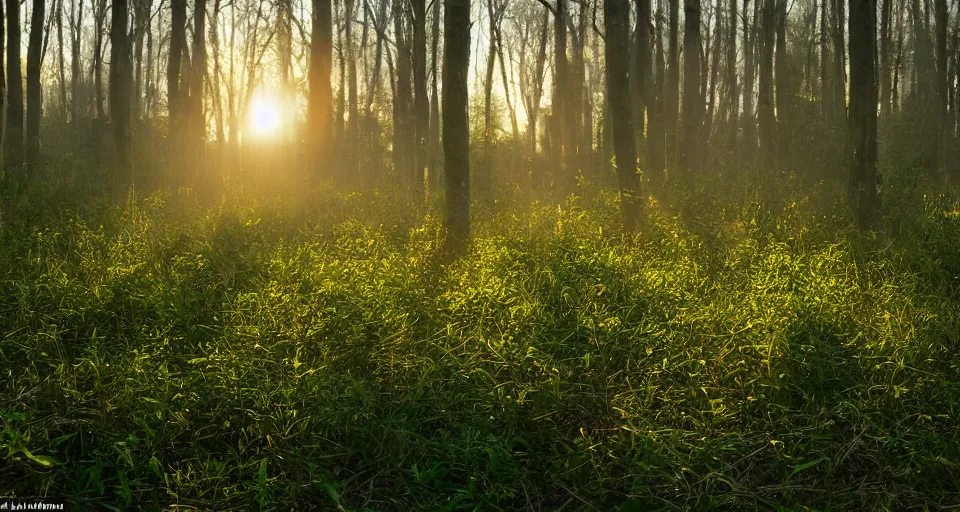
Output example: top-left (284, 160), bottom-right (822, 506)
top-left (0, 167), bottom-right (959, 509)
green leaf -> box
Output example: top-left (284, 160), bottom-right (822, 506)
top-left (787, 457), bottom-right (829, 481)
top-left (20, 446), bottom-right (57, 467)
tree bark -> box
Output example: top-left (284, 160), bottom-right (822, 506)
top-left (189, 0), bottom-right (207, 186)
top-left (443, 0), bottom-right (471, 253)
top-left (606, 0), bottom-right (641, 231)
top-left (758, 0), bottom-right (775, 169)
top-left (680, 0), bottom-right (702, 172)
top-left (26, 0), bottom-right (45, 167)
top-left (880, 0), bottom-right (892, 117)
top-left (57, 0), bottom-right (67, 119)
top-left (111, 0), bottom-right (133, 195)
top-left (413, 0), bottom-right (428, 200)
top-left (848, 0), bottom-right (879, 227)
top-left (309, 0), bottom-right (333, 178)
top-left (667, 0), bottom-right (680, 168)
top-left (4, 0), bottom-right (23, 171)
top-left (169, 0), bottom-right (187, 185)
top-left (728, 0), bottom-right (738, 151)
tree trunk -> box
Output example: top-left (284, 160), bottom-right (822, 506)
top-left (880, 0), bottom-right (892, 117)
top-left (774, 0), bottom-right (788, 167)
top-left (848, 0), bottom-right (879, 227)
top-left (728, 0), bottom-right (738, 151)
top-left (57, 0), bottom-right (67, 119)
top-left (649, 0), bottom-right (666, 185)
top-left (26, 0), bottom-right (44, 167)
top-left (637, 0), bottom-right (651, 154)
top-left (111, 0), bottom-right (133, 195)
top-left (189, 0), bottom-right (207, 186)
top-left (428, 0), bottom-right (441, 194)
top-left (483, 0), bottom-right (497, 190)
top-left (413, 0), bottom-right (428, 200)
top-left (0, 0), bottom-right (5, 168)
top-left (555, 0), bottom-right (572, 187)
top-left (667, 0), bottom-right (680, 168)
top-left (933, 0), bottom-right (946, 176)
top-left (680, 0), bottom-right (702, 172)
top-left (4, 0), bottom-right (23, 171)
top-left (394, 0), bottom-right (415, 188)
top-left (443, 0), bottom-right (471, 254)
top-left (743, 0), bottom-right (757, 156)
top-left (310, 0), bottom-right (333, 178)
top-left (606, 0), bottom-right (641, 231)
top-left (169, 0), bottom-right (187, 185)
top-left (758, 0), bottom-right (775, 169)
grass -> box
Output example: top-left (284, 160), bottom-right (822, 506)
top-left (1, 166), bottom-right (959, 510)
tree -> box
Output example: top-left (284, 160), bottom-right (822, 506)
top-left (848, 0), bottom-right (879, 227)
top-left (679, 0), bottom-right (702, 172)
top-left (169, 0), bottom-right (187, 184)
top-left (111, 0), bottom-right (134, 195)
top-left (606, 0), bottom-right (642, 231)
top-left (727, 0), bottom-right (738, 151)
top-left (189, 0), bottom-right (208, 186)
top-left (4, 0), bottom-right (23, 171)
top-left (443, 0), bottom-right (471, 253)
top-left (413, 0), bottom-right (429, 200)
top-left (309, 0), bottom-right (333, 178)
top-left (758, 0), bottom-right (775, 168)
top-left (667, 0), bottom-right (679, 167)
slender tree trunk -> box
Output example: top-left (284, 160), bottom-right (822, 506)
top-left (413, 0), bottom-right (428, 199)
top-left (0, 0), bottom-right (5, 167)
top-left (443, 0), bottom-right (471, 254)
top-left (4, 0), bottom-right (23, 171)
top-left (309, 0), bottom-right (333, 178)
top-left (346, 0), bottom-right (359, 177)
top-left (637, 0), bottom-right (651, 152)
top-left (111, 0), bottom-right (133, 195)
top-left (169, 0), bottom-right (187, 185)
top-left (758, 0), bottom-right (775, 168)
top-left (26, 0), bottom-right (45, 167)
top-left (555, 0), bottom-right (573, 187)
top-left (483, 0), bottom-right (497, 189)
top-left (880, 0), bottom-right (892, 117)
top-left (933, 0), bottom-right (946, 175)
top-left (189, 0), bottom-right (207, 187)
top-left (394, 0), bottom-right (414, 187)
top-left (57, 0), bottom-right (67, 119)
top-left (70, 0), bottom-right (83, 124)
top-left (667, 0), bottom-right (680, 168)
top-left (848, 0), bottom-right (879, 227)
top-left (680, 0), bottom-right (703, 172)
top-left (774, 0), bottom-right (788, 167)
top-left (649, 0), bottom-right (666, 184)
top-left (728, 0), bottom-right (738, 151)
top-left (606, 0), bottom-right (641, 231)
top-left (428, 0), bottom-right (442, 194)
top-left (743, 0), bottom-right (757, 156)
top-left (706, 0), bottom-right (722, 143)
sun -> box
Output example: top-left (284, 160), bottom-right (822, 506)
top-left (247, 88), bottom-right (283, 137)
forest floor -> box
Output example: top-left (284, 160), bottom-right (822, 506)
top-left (1, 166), bottom-right (959, 510)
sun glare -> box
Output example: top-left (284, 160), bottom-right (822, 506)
top-left (247, 89), bottom-right (283, 137)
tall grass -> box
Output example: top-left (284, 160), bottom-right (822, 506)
top-left (1, 166), bottom-right (959, 510)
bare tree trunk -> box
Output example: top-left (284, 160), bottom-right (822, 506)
top-left (483, 0), bottom-right (497, 188)
top-left (680, 0), bottom-right (702, 172)
top-left (880, 0), bottom-right (892, 117)
top-left (413, 0), bottom-right (428, 199)
top-left (169, 0), bottom-right (187, 185)
top-left (4, 0), bottom-right (23, 171)
top-left (555, 0), bottom-right (572, 188)
top-left (933, 0), bottom-right (946, 176)
top-left (443, 0), bottom-right (471, 254)
top-left (742, 0), bottom-right (757, 155)
top-left (57, 0), bottom-right (67, 119)
top-left (758, 0), bottom-right (775, 168)
top-left (70, 0), bottom-right (83, 124)
top-left (649, 0), bottom-right (666, 185)
top-left (309, 0), bottom-right (333, 178)
top-left (706, 0), bottom-right (722, 143)
top-left (428, 0), bottom-right (442, 194)
top-left (637, 0), bottom-right (651, 153)
top-left (774, 0), bottom-right (788, 167)
top-left (666, 0), bottom-right (679, 169)
top-left (728, 0), bottom-right (738, 151)
top-left (394, 0), bottom-right (414, 188)
top-left (0, 0), bottom-right (6, 167)
top-left (25, 0), bottom-right (45, 167)
top-left (606, 0), bottom-right (641, 231)
top-left (345, 0), bottom-right (359, 178)
top-left (848, 0), bottom-right (879, 227)
top-left (111, 0), bottom-right (133, 195)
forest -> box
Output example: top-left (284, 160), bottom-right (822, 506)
top-left (0, 0), bottom-right (959, 507)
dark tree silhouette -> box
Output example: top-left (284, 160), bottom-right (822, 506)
top-left (443, 0), bottom-right (471, 253)
top-left (606, 0), bottom-right (641, 231)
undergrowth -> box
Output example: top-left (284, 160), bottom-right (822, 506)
top-left (1, 167), bottom-right (959, 510)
